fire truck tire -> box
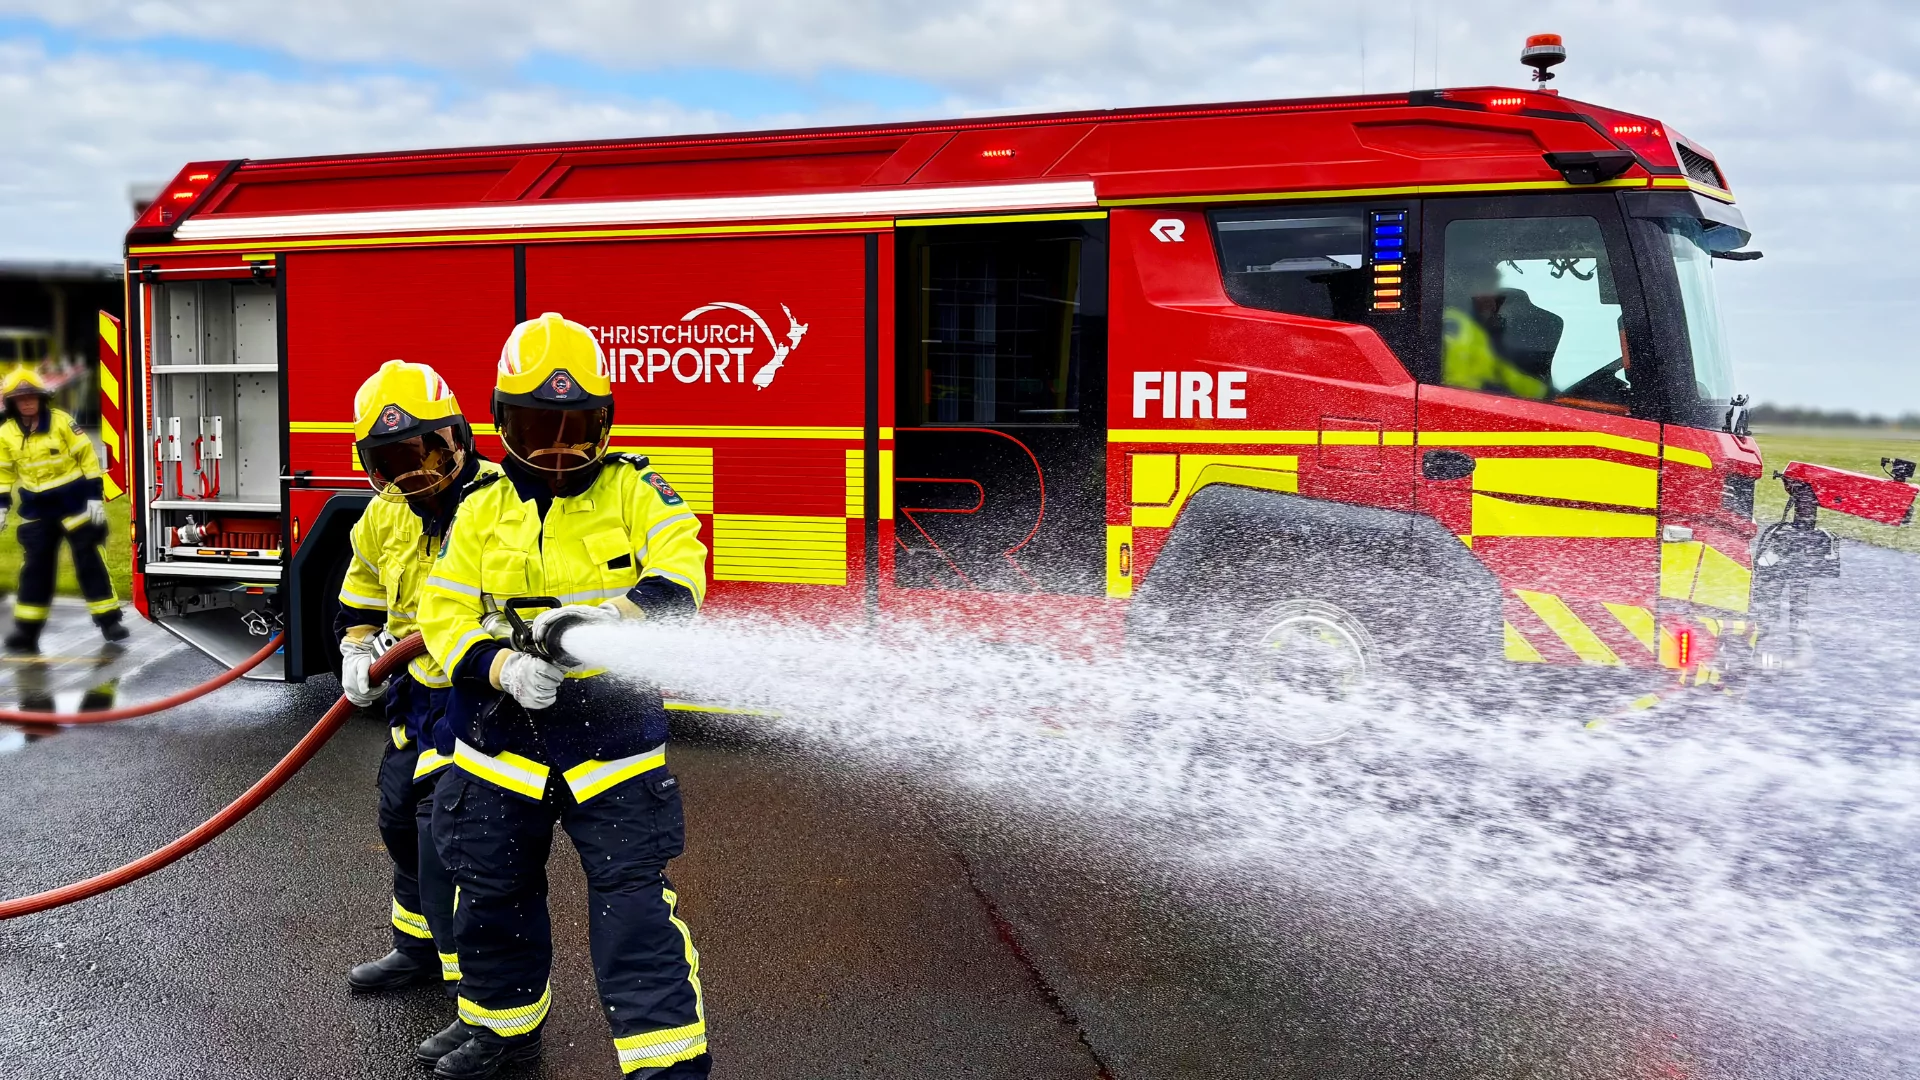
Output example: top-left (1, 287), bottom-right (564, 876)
top-left (1128, 484), bottom-right (1503, 700)
top-left (1234, 597), bottom-right (1378, 743)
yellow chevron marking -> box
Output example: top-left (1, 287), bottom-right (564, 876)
top-left (1514, 589), bottom-right (1620, 666)
top-left (1503, 621), bottom-right (1544, 663)
top-left (1602, 602), bottom-right (1656, 653)
top-left (98, 312), bottom-right (119, 356)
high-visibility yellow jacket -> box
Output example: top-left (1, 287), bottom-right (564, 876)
top-left (339, 458), bottom-right (503, 693)
top-left (1441, 308), bottom-right (1550, 401)
top-left (0, 407), bottom-right (105, 525)
top-left (418, 454), bottom-right (707, 796)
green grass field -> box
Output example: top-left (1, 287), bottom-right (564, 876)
top-left (1751, 427), bottom-right (1920, 555)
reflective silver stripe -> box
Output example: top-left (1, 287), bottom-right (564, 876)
top-left (339, 590), bottom-right (387, 609)
top-left (562, 745), bottom-right (666, 802)
top-left (425, 574), bottom-right (483, 598)
top-left (458, 985), bottom-right (551, 1036)
top-left (350, 537), bottom-right (378, 577)
top-left (641, 567), bottom-right (703, 598)
top-left (390, 726), bottom-right (408, 749)
top-left (442, 627), bottom-right (491, 669)
top-left (645, 512), bottom-right (697, 543)
top-left (413, 749), bottom-right (453, 780)
top-left (554, 586), bottom-right (629, 604)
top-left (453, 739), bottom-right (549, 800)
top-left (408, 656), bottom-right (452, 687)
top-left (616, 1031), bottom-right (707, 1068)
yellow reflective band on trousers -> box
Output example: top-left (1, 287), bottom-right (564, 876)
top-left (614, 886), bottom-right (706, 1073)
top-left (453, 739), bottom-right (550, 800)
top-left (459, 984), bottom-right (550, 1037)
top-left (85, 596), bottom-right (120, 616)
top-left (562, 745), bottom-right (666, 803)
top-left (439, 951), bottom-right (462, 982)
top-left (615, 1020), bottom-right (708, 1073)
top-left (390, 725), bottom-right (409, 750)
top-left (413, 749), bottom-right (453, 781)
top-left (12, 603), bottom-right (48, 623)
top-left (391, 899), bottom-right (433, 940)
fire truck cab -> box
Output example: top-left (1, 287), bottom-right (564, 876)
top-left (113, 84), bottom-right (1763, 688)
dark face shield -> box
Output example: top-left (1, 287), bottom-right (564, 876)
top-left (361, 427), bottom-right (465, 502)
top-left (500, 404), bottom-right (611, 479)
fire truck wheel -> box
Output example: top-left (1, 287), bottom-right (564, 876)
top-left (1233, 598), bottom-right (1377, 744)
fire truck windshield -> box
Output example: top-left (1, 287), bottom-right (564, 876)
top-left (1657, 215), bottom-right (1737, 404)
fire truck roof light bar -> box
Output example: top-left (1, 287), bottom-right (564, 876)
top-left (173, 180), bottom-right (1099, 241)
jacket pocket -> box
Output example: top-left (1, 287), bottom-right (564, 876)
top-left (479, 549), bottom-right (528, 596)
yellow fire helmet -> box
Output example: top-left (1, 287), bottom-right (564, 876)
top-left (493, 312), bottom-right (615, 478)
top-left (0, 364), bottom-right (52, 400)
top-left (351, 359), bottom-right (471, 501)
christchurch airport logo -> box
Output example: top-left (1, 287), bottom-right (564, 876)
top-left (592, 302), bottom-right (809, 391)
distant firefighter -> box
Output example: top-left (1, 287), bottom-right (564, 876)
top-left (0, 365), bottom-right (126, 651)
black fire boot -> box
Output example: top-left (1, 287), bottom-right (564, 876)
top-left (347, 948), bottom-right (435, 993)
top-left (3, 620), bottom-right (43, 654)
top-left (95, 611), bottom-right (130, 643)
top-left (417, 1020), bottom-right (483, 1065)
top-left (433, 1030), bottom-right (543, 1079)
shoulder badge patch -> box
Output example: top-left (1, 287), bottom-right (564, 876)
top-left (642, 471), bottom-right (684, 506)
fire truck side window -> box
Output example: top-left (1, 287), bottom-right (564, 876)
top-left (1438, 216), bottom-right (1632, 412)
top-left (1211, 209), bottom-right (1371, 320)
top-left (902, 229), bottom-right (1095, 426)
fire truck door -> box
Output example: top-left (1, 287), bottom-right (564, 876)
top-left (1415, 195), bottom-right (1665, 668)
top-left (892, 220), bottom-right (1108, 595)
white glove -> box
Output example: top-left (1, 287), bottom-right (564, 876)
top-left (496, 650), bottom-right (566, 710)
top-left (340, 650), bottom-right (384, 707)
top-left (0, 506), bottom-right (9, 531)
top-left (85, 499), bottom-right (106, 528)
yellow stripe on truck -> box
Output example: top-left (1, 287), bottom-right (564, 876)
top-left (1470, 495), bottom-right (1656, 539)
top-left (1514, 589), bottom-right (1621, 666)
top-left (1472, 457), bottom-right (1658, 509)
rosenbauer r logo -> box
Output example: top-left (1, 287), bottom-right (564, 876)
top-left (592, 302), bottom-right (810, 391)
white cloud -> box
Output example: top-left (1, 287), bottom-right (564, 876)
top-left (2, 0), bottom-right (1919, 408)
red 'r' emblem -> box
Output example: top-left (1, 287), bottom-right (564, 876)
top-left (381, 405), bottom-right (402, 429)
top-left (550, 372), bottom-right (573, 396)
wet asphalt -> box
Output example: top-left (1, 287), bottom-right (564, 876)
top-left (1, 544), bottom-right (1917, 1080)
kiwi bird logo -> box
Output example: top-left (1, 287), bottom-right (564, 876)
top-left (680, 301), bottom-right (809, 389)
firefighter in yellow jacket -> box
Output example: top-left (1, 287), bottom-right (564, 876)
top-left (417, 313), bottom-right (710, 1079)
top-left (0, 365), bottom-right (126, 651)
top-left (337, 360), bottom-right (501, 1005)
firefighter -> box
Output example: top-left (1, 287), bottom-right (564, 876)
top-left (1440, 259), bottom-right (1551, 401)
top-left (0, 365), bottom-right (126, 650)
top-left (339, 359), bottom-right (500, 1002)
top-left (417, 313), bottom-right (710, 1079)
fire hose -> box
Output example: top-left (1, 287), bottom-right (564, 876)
top-left (0, 633), bottom-right (425, 920)
top-left (0, 632), bottom-right (286, 726)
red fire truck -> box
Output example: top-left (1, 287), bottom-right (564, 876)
top-left (107, 75), bottom-right (1769, 690)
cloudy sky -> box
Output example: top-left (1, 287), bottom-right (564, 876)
top-left (2, 1), bottom-right (1916, 411)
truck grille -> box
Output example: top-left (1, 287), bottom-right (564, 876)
top-left (1723, 473), bottom-right (1756, 520)
top-left (1677, 145), bottom-right (1726, 190)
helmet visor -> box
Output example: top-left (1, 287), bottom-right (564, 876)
top-left (362, 428), bottom-right (464, 502)
top-left (500, 404), bottom-right (610, 476)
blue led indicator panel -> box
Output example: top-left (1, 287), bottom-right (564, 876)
top-left (1369, 209), bottom-right (1411, 312)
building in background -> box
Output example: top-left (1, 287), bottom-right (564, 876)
top-left (0, 260), bottom-right (122, 426)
